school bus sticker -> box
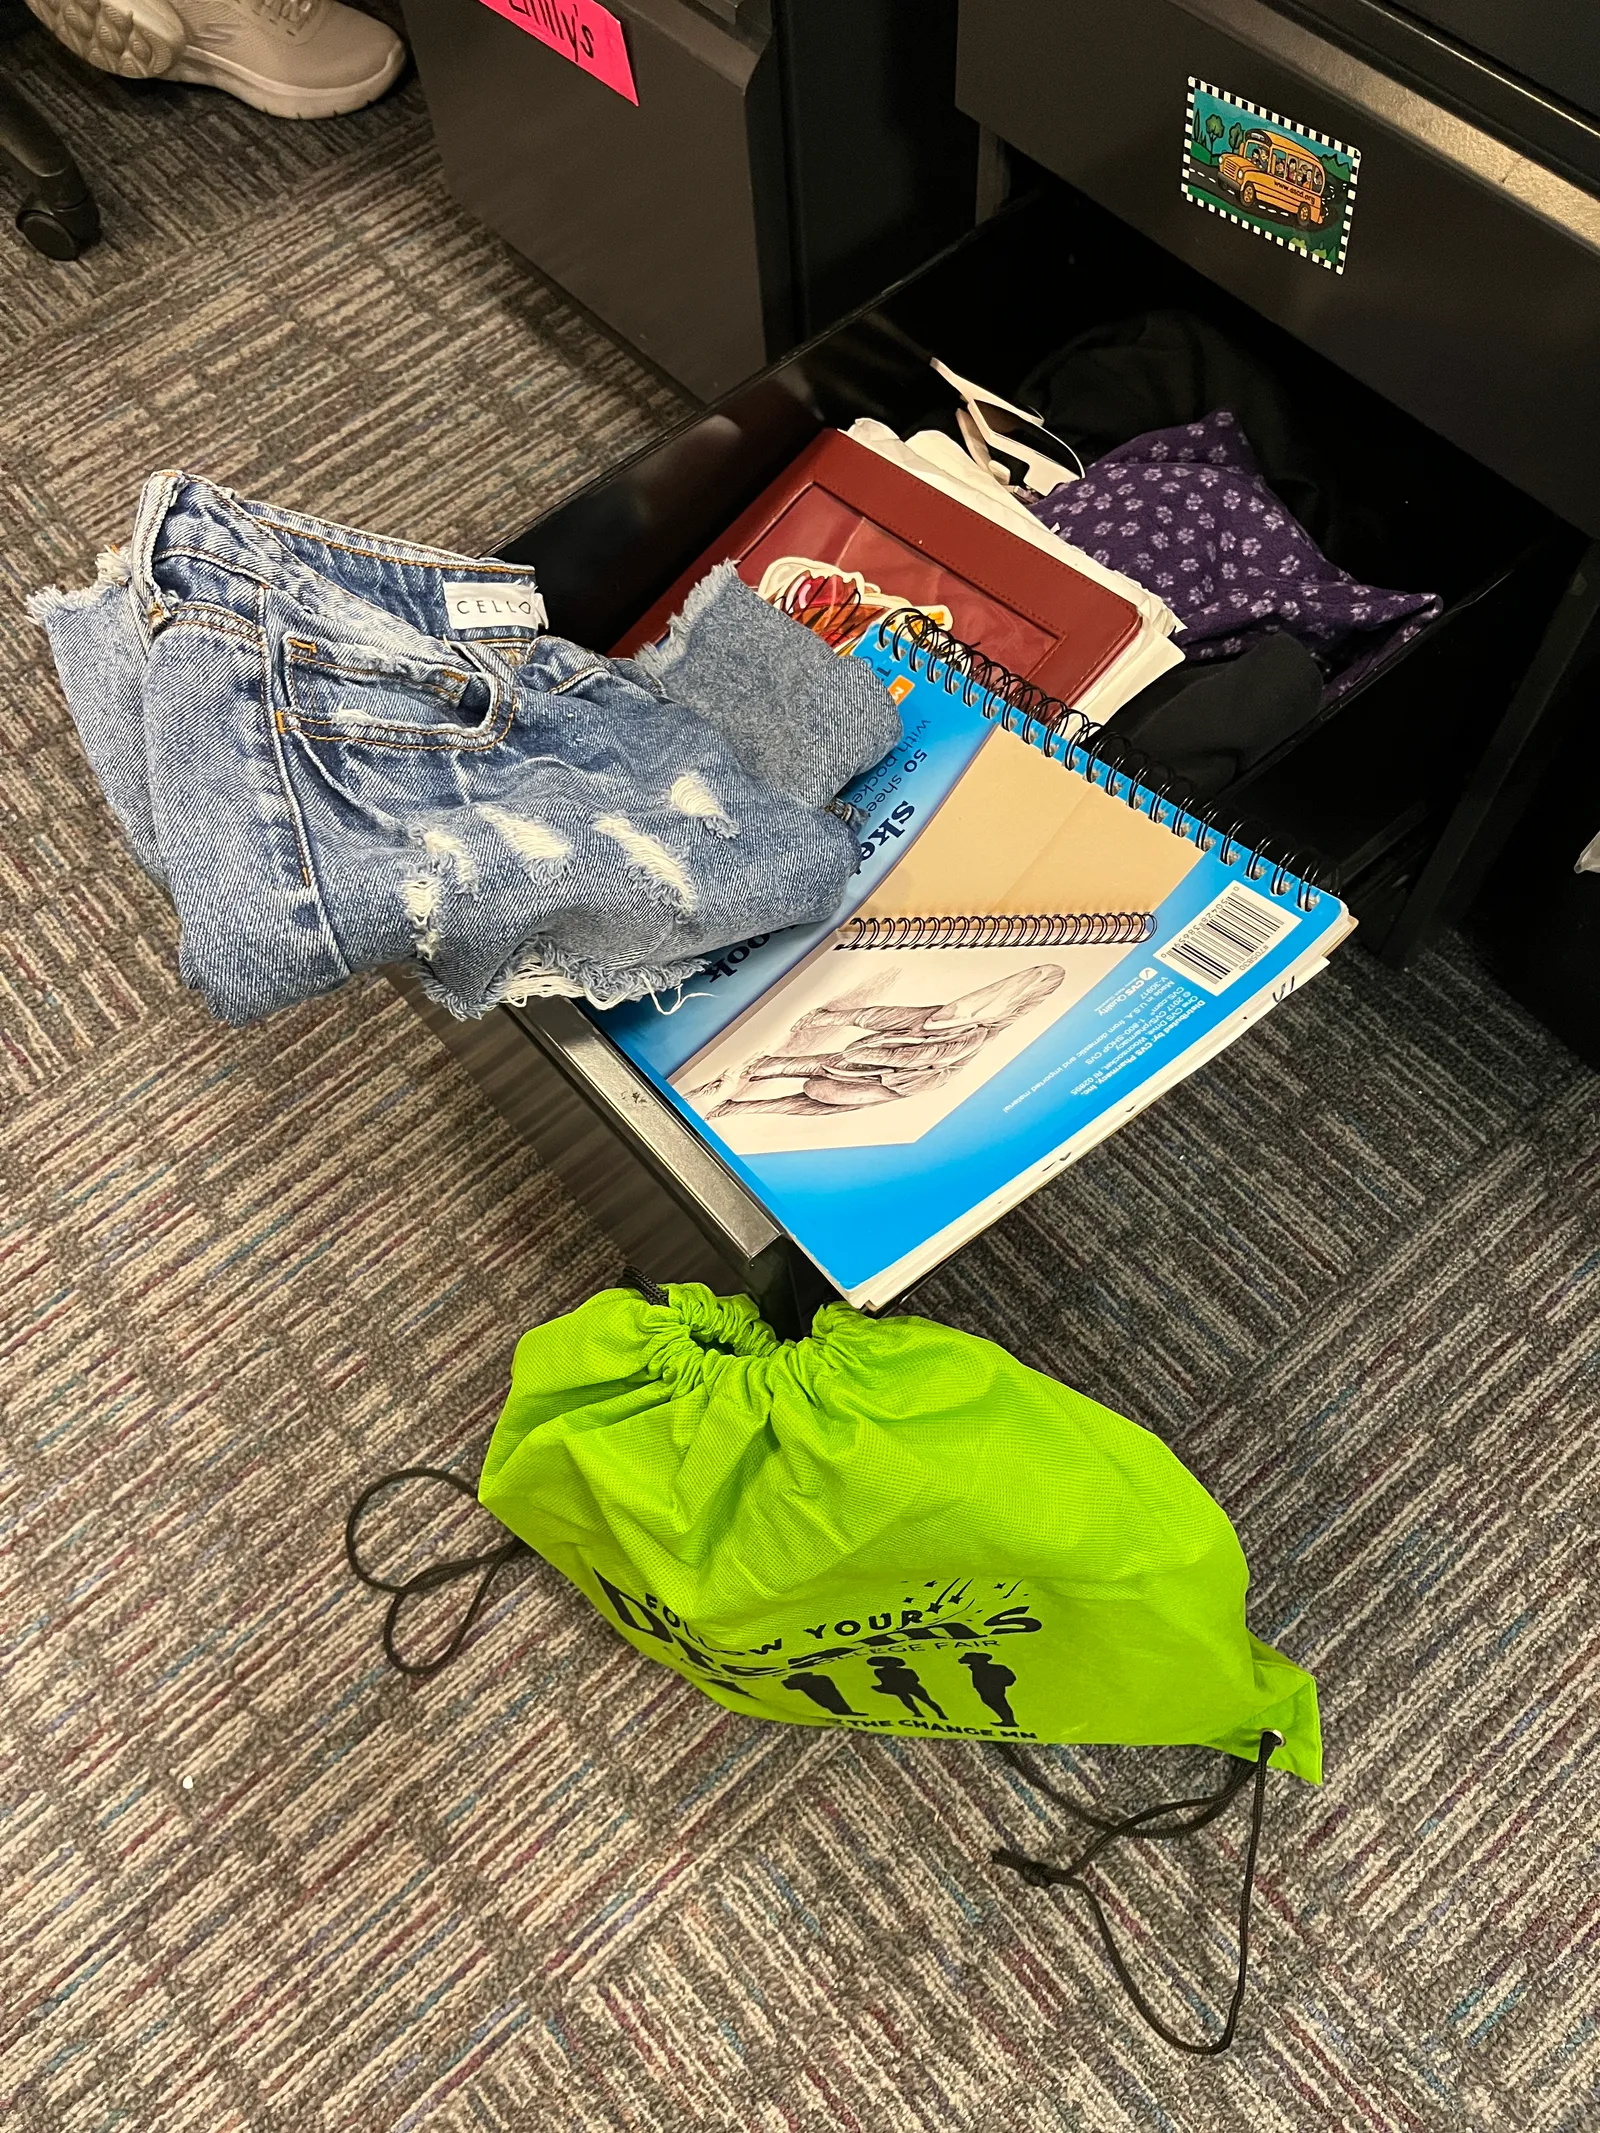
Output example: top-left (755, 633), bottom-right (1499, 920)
top-left (1183, 79), bottom-right (1359, 273)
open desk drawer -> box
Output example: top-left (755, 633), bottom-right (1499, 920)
top-left (506, 186), bottom-right (1580, 928)
top-left (958, 0), bottom-right (1600, 539)
top-left (429, 186), bottom-right (1579, 1326)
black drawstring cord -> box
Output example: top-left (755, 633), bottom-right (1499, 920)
top-left (992, 1729), bottom-right (1282, 2056)
top-left (346, 1272), bottom-right (665, 1677)
top-left (621, 1264), bottom-right (670, 1305)
top-left (344, 1466), bottom-right (530, 1678)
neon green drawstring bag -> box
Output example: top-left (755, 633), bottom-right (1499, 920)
top-left (347, 1277), bottom-right (1320, 2052)
top-left (448, 1279), bottom-right (1318, 1779)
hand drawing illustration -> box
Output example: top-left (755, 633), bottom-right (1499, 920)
top-left (688, 964), bottom-right (1066, 1121)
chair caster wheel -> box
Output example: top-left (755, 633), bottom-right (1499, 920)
top-left (16, 195), bottom-right (99, 260)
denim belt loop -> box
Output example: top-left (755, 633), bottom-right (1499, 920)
top-left (127, 468), bottom-right (190, 643)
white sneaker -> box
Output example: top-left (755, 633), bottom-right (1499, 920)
top-left (25, 0), bottom-right (406, 119)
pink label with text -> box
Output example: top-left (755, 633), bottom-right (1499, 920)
top-left (475, 0), bottom-right (638, 105)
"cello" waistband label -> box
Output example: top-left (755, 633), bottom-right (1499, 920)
top-left (443, 582), bottom-right (549, 632)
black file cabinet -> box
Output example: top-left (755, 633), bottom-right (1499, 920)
top-left (501, 187), bottom-right (1584, 956)
top-left (404, 2), bottom-right (1600, 1320)
top-left (401, 0), bottom-right (979, 400)
top-left (954, 0), bottom-right (1600, 976)
top-left (402, 181), bottom-right (1585, 1329)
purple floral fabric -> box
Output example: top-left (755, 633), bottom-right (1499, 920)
top-left (1029, 410), bottom-right (1441, 692)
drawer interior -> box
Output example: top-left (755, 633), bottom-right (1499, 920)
top-left (505, 181), bottom-right (1581, 922)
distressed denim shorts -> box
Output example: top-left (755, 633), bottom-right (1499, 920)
top-left (30, 473), bottom-right (898, 1025)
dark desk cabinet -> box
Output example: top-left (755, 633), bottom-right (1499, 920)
top-left (404, 5), bottom-right (1600, 1318)
top-left (957, 0), bottom-right (1600, 1002)
top-left (430, 188), bottom-right (1589, 1322)
top-left (503, 184), bottom-right (1581, 954)
top-left (1403, 0), bottom-right (1600, 117)
top-left (1466, 712), bottom-right (1600, 1069)
top-left (958, 0), bottom-right (1600, 539)
top-left (402, 0), bottom-right (978, 400)
top-left (1291, 0), bottom-right (1600, 142)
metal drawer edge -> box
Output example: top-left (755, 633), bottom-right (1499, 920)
top-left (504, 995), bottom-right (783, 1264)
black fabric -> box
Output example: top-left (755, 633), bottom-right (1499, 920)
top-left (1018, 306), bottom-right (1449, 764)
top-left (1109, 632), bottom-right (1326, 798)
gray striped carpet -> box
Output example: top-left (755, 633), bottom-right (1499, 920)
top-left (1, 17), bottom-right (1597, 2129)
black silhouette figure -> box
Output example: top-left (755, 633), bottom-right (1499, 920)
top-left (959, 1651), bottom-right (1018, 1729)
top-left (783, 1670), bottom-right (859, 1717)
top-left (868, 1656), bottom-right (945, 1721)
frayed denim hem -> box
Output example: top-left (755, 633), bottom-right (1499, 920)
top-left (25, 548), bottom-right (132, 625)
top-left (413, 943), bottom-right (711, 1019)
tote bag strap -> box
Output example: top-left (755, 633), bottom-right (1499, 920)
top-left (992, 1729), bottom-right (1282, 2055)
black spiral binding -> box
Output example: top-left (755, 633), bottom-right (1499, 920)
top-left (838, 911), bottom-right (1156, 950)
top-left (877, 613), bottom-right (1332, 914)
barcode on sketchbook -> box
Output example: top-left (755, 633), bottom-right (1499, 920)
top-left (1155, 881), bottom-right (1297, 993)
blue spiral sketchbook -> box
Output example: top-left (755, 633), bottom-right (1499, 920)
top-left (599, 627), bottom-right (998, 1079)
top-left (597, 627), bottom-right (1354, 1308)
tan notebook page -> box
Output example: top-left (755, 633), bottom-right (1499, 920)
top-left (860, 726), bottom-right (1198, 919)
